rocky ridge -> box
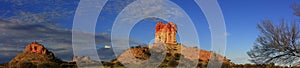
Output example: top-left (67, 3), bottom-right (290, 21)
top-left (8, 42), bottom-right (70, 68)
top-left (113, 22), bottom-right (233, 67)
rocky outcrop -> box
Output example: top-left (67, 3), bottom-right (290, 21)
top-left (25, 42), bottom-right (48, 55)
top-left (72, 56), bottom-right (96, 63)
top-left (114, 46), bottom-right (151, 64)
top-left (71, 56), bottom-right (102, 67)
top-left (113, 22), bottom-right (232, 67)
top-left (114, 44), bottom-right (232, 67)
top-left (155, 22), bottom-right (177, 44)
top-left (8, 42), bottom-right (63, 68)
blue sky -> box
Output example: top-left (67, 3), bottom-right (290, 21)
top-left (219, 0), bottom-right (300, 64)
top-left (95, 0), bottom-right (300, 64)
top-left (0, 0), bottom-right (300, 64)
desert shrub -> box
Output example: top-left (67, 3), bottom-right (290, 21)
top-left (174, 53), bottom-right (181, 60)
top-left (221, 62), bottom-right (231, 68)
top-left (197, 63), bottom-right (203, 68)
top-left (60, 63), bottom-right (77, 68)
top-left (265, 63), bottom-right (275, 68)
top-left (166, 53), bottom-right (171, 56)
top-left (143, 47), bottom-right (148, 49)
top-left (144, 51), bottom-right (151, 57)
top-left (136, 46), bottom-right (141, 48)
top-left (19, 62), bottom-right (37, 68)
top-left (113, 62), bottom-right (124, 67)
top-left (167, 58), bottom-right (178, 67)
top-left (111, 58), bottom-right (117, 62)
top-left (37, 63), bottom-right (58, 68)
top-left (102, 62), bottom-right (113, 67)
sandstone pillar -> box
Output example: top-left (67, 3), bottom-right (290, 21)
top-left (155, 22), bottom-right (177, 44)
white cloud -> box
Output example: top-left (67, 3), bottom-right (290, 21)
top-left (0, 18), bottom-right (144, 63)
top-left (0, 0), bottom-right (148, 63)
top-left (117, 0), bottom-right (185, 24)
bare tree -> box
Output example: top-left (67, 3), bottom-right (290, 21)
top-left (292, 3), bottom-right (300, 17)
top-left (247, 20), bottom-right (300, 65)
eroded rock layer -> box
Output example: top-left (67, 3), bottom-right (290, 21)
top-left (155, 22), bottom-right (177, 44)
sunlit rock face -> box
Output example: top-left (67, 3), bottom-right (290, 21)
top-left (9, 42), bottom-right (63, 68)
top-left (25, 42), bottom-right (48, 55)
top-left (155, 22), bottom-right (177, 44)
top-left (72, 56), bottom-right (100, 64)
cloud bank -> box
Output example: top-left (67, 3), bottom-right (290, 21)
top-left (0, 19), bottom-right (113, 62)
top-left (0, 0), bottom-right (146, 63)
top-left (0, 18), bottom-right (145, 62)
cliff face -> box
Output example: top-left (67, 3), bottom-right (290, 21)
top-left (155, 22), bottom-right (177, 44)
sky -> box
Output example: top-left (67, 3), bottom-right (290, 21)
top-left (0, 0), bottom-right (300, 64)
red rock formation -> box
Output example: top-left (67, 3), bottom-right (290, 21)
top-left (25, 42), bottom-right (48, 55)
top-left (9, 42), bottom-right (64, 68)
top-left (155, 22), bottom-right (177, 44)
